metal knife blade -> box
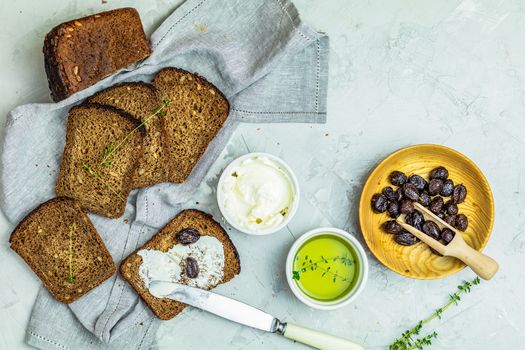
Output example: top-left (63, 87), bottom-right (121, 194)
top-left (149, 281), bottom-right (283, 333)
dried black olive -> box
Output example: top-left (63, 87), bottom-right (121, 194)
top-left (444, 201), bottom-right (458, 216)
top-left (400, 199), bottom-right (414, 214)
top-left (452, 184), bottom-right (467, 204)
top-left (437, 212), bottom-right (445, 219)
top-left (176, 228), bottom-right (201, 245)
top-left (406, 210), bottom-right (424, 231)
top-left (395, 188), bottom-right (404, 202)
top-left (413, 211), bottom-right (425, 228)
top-left (418, 192), bottom-right (431, 207)
top-left (394, 231), bottom-right (419, 246)
top-left (387, 201), bottom-right (400, 218)
top-left (405, 212), bottom-right (414, 225)
top-left (382, 186), bottom-right (397, 202)
top-left (185, 257), bottom-right (199, 278)
top-left (444, 215), bottom-right (456, 227)
top-left (382, 220), bottom-right (402, 234)
top-left (430, 166), bottom-right (449, 180)
top-left (429, 196), bottom-right (444, 214)
top-left (428, 178), bottom-right (444, 196)
top-left (442, 228), bottom-right (455, 244)
top-left (440, 179), bottom-right (454, 197)
top-left (422, 220), bottom-right (441, 240)
top-left (409, 175), bottom-right (427, 191)
top-left (371, 193), bottom-right (388, 213)
top-left (402, 183), bottom-right (419, 201)
top-left (455, 214), bottom-right (468, 231)
top-left (390, 171), bottom-right (408, 186)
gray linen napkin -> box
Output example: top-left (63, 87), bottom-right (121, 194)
top-left (1, 0), bottom-right (329, 349)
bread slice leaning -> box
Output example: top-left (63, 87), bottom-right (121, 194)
top-left (88, 82), bottom-right (170, 189)
top-left (10, 197), bottom-right (115, 304)
top-left (43, 8), bottom-right (151, 102)
top-left (153, 68), bottom-right (230, 183)
top-left (120, 209), bottom-right (241, 320)
top-left (55, 104), bottom-right (145, 218)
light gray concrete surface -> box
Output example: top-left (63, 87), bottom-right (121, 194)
top-left (1, 0), bottom-right (523, 349)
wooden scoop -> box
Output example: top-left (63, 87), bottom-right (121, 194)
top-left (396, 202), bottom-right (499, 280)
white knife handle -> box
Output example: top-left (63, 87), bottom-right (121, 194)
top-left (283, 323), bottom-right (364, 350)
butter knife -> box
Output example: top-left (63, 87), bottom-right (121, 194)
top-left (149, 281), bottom-right (364, 350)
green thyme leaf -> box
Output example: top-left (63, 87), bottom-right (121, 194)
top-left (290, 255), bottom-right (354, 286)
top-left (67, 223), bottom-right (76, 284)
top-left (98, 99), bottom-right (170, 168)
top-left (101, 143), bottom-right (114, 167)
top-left (292, 270), bottom-right (300, 280)
top-left (389, 277), bottom-right (481, 350)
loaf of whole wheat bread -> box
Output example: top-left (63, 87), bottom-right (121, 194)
top-left (120, 209), bottom-right (241, 320)
top-left (55, 104), bottom-right (145, 218)
top-left (153, 68), bottom-right (230, 183)
top-left (44, 8), bottom-right (151, 102)
top-left (88, 82), bottom-right (170, 189)
top-left (10, 197), bottom-right (115, 304)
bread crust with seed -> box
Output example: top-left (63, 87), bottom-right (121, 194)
top-left (55, 103), bottom-right (145, 218)
top-left (10, 197), bottom-right (115, 304)
top-left (153, 68), bottom-right (230, 183)
top-left (43, 8), bottom-right (151, 102)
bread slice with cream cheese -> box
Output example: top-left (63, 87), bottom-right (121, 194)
top-left (120, 209), bottom-right (241, 320)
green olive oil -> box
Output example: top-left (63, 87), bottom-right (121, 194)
top-left (292, 234), bottom-right (359, 302)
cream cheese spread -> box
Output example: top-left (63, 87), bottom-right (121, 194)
top-left (138, 236), bottom-right (225, 291)
top-left (221, 156), bottom-right (295, 233)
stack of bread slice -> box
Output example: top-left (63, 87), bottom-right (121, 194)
top-left (10, 68), bottom-right (233, 305)
top-left (55, 68), bottom-right (230, 218)
top-left (13, 7), bottom-right (238, 309)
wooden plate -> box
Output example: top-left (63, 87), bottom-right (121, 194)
top-left (359, 144), bottom-right (494, 279)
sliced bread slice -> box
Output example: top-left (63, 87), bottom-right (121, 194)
top-left (55, 104), bottom-right (145, 218)
top-left (44, 8), bottom-right (151, 102)
top-left (153, 68), bottom-right (230, 183)
top-left (120, 209), bottom-right (241, 320)
top-left (10, 197), bottom-right (115, 304)
top-left (88, 82), bottom-right (170, 189)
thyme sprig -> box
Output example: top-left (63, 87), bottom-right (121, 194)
top-left (101, 143), bottom-right (115, 168)
top-left (80, 162), bottom-right (124, 200)
top-left (292, 254), bottom-right (354, 284)
top-left (77, 98), bottom-right (171, 198)
top-left (67, 223), bottom-right (77, 283)
top-left (390, 277), bottom-right (481, 350)
top-left (100, 98), bottom-right (170, 168)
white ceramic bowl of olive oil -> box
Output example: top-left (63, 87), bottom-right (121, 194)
top-left (285, 227), bottom-right (369, 310)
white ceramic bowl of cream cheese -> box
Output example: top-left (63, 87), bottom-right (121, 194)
top-left (217, 152), bottom-right (300, 235)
